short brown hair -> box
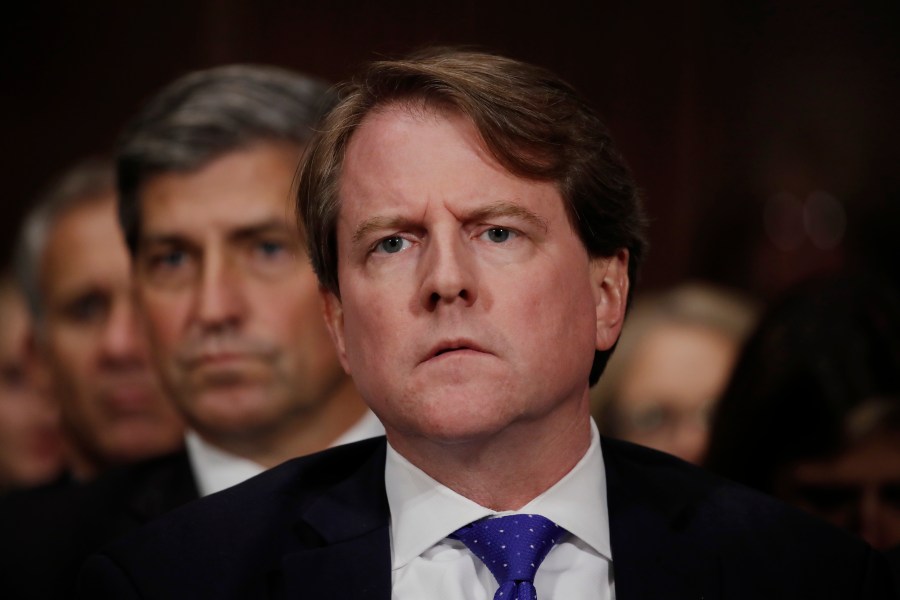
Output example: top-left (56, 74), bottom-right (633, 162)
top-left (296, 47), bottom-right (648, 384)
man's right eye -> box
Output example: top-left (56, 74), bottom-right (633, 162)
top-left (148, 250), bottom-right (188, 270)
top-left (140, 249), bottom-right (195, 285)
top-left (65, 293), bottom-right (109, 324)
top-left (375, 236), bottom-right (411, 254)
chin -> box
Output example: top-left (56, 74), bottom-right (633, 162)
top-left (189, 387), bottom-right (278, 431)
top-left (392, 392), bottom-right (523, 445)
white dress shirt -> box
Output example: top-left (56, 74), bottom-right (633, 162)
top-left (186, 409), bottom-right (385, 497)
top-left (386, 420), bottom-right (614, 599)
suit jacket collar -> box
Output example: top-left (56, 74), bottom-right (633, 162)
top-left (272, 438), bottom-right (393, 599)
top-left (264, 436), bottom-right (723, 599)
top-left (124, 449), bottom-right (200, 524)
top-left (602, 436), bottom-right (723, 599)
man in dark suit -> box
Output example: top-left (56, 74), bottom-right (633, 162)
top-left (1, 65), bottom-right (382, 600)
top-left (77, 48), bottom-right (895, 599)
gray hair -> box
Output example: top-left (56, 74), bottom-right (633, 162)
top-left (14, 159), bottom-right (115, 324)
top-left (117, 64), bottom-right (336, 254)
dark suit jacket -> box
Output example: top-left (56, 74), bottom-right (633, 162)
top-left (76, 437), bottom-right (895, 599)
top-left (0, 450), bottom-right (198, 600)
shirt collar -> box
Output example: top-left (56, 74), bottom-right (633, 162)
top-left (186, 410), bottom-right (384, 497)
top-left (385, 419), bottom-right (611, 570)
top-left (185, 430), bottom-right (266, 497)
top-left (331, 409), bottom-right (385, 446)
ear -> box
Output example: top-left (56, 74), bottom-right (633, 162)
top-left (319, 286), bottom-right (352, 375)
top-left (589, 249), bottom-right (629, 352)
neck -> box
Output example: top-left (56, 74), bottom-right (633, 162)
top-left (200, 378), bottom-right (369, 468)
top-left (389, 403), bottom-right (593, 511)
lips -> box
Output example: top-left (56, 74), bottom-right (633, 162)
top-left (422, 338), bottom-right (491, 363)
top-left (104, 384), bottom-right (156, 414)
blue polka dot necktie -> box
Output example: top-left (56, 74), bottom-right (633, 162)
top-left (450, 514), bottom-right (565, 600)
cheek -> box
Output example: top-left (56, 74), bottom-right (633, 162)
top-left (516, 268), bottom-right (597, 373)
top-left (140, 293), bottom-right (189, 353)
top-left (52, 329), bottom-right (98, 374)
top-left (339, 290), bottom-right (406, 380)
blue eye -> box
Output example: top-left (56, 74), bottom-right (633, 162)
top-left (483, 228), bottom-right (514, 243)
top-left (257, 240), bottom-right (285, 257)
top-left (376, 236), bottom-right (410, 254)
top-left (151, 250), bottom-right (187, 270)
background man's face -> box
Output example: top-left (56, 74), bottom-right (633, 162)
top-left (134, 143), bottom-right (345, 441)
top-left (0, 283), bottom-right (62, 487)
top-left (324, 106), bottom-right (626, 450)
top-left (38, 196), bottom-right (183, 470)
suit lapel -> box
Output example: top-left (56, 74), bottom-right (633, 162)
top-left (270, 439), bottom-right (392, 600)
top-left (603, 437), bottom-right (722, 600)
top-left (126, 450), bottom-right (200, 524)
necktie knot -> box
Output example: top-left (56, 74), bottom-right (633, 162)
top-left (451, 514), bottom-right (565, 600)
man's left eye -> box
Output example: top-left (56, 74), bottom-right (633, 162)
top-left (482, 228), bottom-right (515, 243)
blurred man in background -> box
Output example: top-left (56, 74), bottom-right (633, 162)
top-left (1, 64), bottom-right (380, 600)
top-left (15, 160), bottom-right (184, 481)
top-left (116, 64), bottom-right (381, 497)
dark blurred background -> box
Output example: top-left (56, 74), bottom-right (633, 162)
top-left (2, 0), bottom-right (898, 298)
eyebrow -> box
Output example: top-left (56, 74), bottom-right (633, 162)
top-left (467, 201), bottom-right (548, 234)
top-left (140, 219), bottom-right (297, 248)
top-left (351, 201), bottom-right (548, 246)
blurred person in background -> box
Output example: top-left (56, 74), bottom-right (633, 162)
top-left (706, 271), bottom-right (900, 555)
top-left (13, 160), bottom-right (184, 482)
top-left (1, 65), bottom-right (380, 600)
top-left (0, 270), bottom-right (62, 493)
top-left (591, 282), bottom-right (757, 464)
top-left (115, 64), bottom-right (381, 498)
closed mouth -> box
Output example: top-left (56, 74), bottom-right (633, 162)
top-left (423, 339), bottom-right (489, 363)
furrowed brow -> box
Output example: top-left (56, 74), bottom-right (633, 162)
top-left (352, 216), bottom-right (417, 246)
top-left (466, 201), bottom-right (548, 233)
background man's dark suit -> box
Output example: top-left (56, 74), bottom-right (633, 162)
top-left (0, 450), bottom-right (199, 599)
top-left (76, 437), bottom-right (893, 599)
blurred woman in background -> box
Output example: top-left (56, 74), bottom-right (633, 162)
top-left (591, 282), bottom-right (758, 464)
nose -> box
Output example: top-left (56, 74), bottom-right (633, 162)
top-left (419, 232), bottom-right (478, 310)
top-left (194, 252), bottom-right (246, 331)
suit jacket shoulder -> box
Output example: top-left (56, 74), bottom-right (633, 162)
top-left (77, 436), bottom-right (392, 600)
top-left (0, 449), bottom-right (198, 600)
top-left (601, 437), bottom-right (895, 599)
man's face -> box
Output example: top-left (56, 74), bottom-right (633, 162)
top-left (134, 143), bottom-right (344, 441)
top-left (0, 283), bottom-right (62, 487)
top-left (324, 106), bottom-right (627, 452)
top-left (39, 196), bottom-right (183, 473)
